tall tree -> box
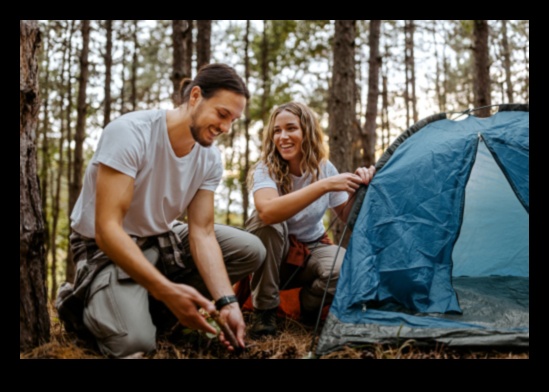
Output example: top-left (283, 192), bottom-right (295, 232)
top-left (404, 20), bottom-right (418, 126)
top-left (472, 20), bottom-right (491, 117)
top-left (20, 19), bottom-right (51, 351)
top-left (361, 20), bottom-right (381, 167)
top-left (328, 20), bottom-right (357, 244)
top-left (50, 21), bottom-right (73, 301)
top-left (68, 19), bottom-right (91, 281)
top-left (185, 20), bottom-right (194, 79)
top-left (38, 21), bottom-right (52, 258)
top-left (500, 20), bottom-right (514, 104)
top-left (119, 20), bottom-right (128, 114)
top-left (196, 20), bottom-right (211, 71)
top-left (431, 20), bottom-right (445, 112)
top-left (240, 20), bottom-right (251, 224)
top-left (130, 20), bottom-right (139, 111)
top-left (171, 20), bottom-right (186, 107)
top-left (258, 20), bottom-right (270, 145)
top-left (103, 20), bottom-right (113, 127)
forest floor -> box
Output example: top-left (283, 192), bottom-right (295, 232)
top-left (20, 308), bottom-right (529, 360)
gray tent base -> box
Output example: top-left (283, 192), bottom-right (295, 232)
top-left (316, 276), bottom-right (528, 355)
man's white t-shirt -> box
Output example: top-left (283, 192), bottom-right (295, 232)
top-left (251, 160), bottom-right (348, 242)
top-left (71, 109), bottom-right (223, 238)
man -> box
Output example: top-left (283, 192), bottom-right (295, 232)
top-left (56, 63), bottom-right (266, 358)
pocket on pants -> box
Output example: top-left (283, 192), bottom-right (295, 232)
top-left (84, 270), bottom-right (127, 339)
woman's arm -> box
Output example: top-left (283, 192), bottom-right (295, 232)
top-left (331, 165), bottom-right (376, 223)
top-left (254, 173), bottom-right (363, 225)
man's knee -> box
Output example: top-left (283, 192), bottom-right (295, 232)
top-left (240, 232), bottom-right (267, 271)
top-left (99, 328), bottom-right (156, 358)
top-left (84, 265), bottom-right (157, 358)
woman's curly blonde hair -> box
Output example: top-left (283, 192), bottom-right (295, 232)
top-left (248, 102), bottom-right (328, 195)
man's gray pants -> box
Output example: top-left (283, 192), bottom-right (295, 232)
top-left (82, 224), bottom-right (265, 358)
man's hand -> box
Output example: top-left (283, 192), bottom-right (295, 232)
top-left (217, 302), bottom-right (246, 350)
top-left (160, 282), bottom-right (218, 336)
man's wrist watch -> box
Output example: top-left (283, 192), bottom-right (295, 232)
top-left (215, 295), bottom-right (238, 311)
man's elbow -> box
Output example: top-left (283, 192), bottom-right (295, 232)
top-left (95, 220), bottom-right (113, 250)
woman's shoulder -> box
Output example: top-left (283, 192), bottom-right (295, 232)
top-left (321, 159), bottom-right (339, 176)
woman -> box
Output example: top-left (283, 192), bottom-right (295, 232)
top-left (245, 101), bottom-right (375, 337)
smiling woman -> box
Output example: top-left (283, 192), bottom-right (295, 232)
top-left (242, 101), bottom-right (375, 338)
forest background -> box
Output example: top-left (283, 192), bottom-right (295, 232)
top-left (20, 20), bottom-right (529, 357)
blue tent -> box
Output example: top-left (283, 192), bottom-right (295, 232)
top-left (316, 104), bottom-right (529, 355)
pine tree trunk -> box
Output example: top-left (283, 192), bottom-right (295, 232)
top-left (501, 20), bottom-right (514, 104)
top-left (432, 21), bottom-right (444, 112)
top-left (185, 20), bottom-right (193, 79)
top-left (130, 20), bottom-right (138, 111)
top-left (259, 20), bottom-right (269, 146)
top-left (381, 74), bottom-right (389, 151)
top-left (171, 20), bottom-right (185, 107)
top-left (64, 20), bottom-right (76, 283)
top-left (240, 20), bottom-right (251, 224)
top-left (329, 20), bottom-right (357, 245)
top-left (361, 20), bottom-right (381, 167)
top-left (20, 19), bottom-right (51, 352)
top-left (39, 20), bottom-right (51, 258)
top-left (103, 20), bottom-right (113, 127)
top-left (196, 20), bottom-right (211, 71)
top-left (404, 20), bottom-right (418, 126)
top-left (120, 20), bottom-right (128, 114)
top-left (473, 20), bottom-right (491, 117)
top-left (68, 19), bottom-right (91, 282)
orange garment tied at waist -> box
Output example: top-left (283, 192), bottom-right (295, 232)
top-left (285, 233), bottom-right (333, 268)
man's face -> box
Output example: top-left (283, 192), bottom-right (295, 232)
top-left (190, 89), bottom-right (246, 147)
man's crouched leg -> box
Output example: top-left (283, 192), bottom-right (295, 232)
top-left (83, 263), bottom-right (157, 358)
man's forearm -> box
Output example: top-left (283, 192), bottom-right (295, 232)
top-left (188, 230), bottom-right (234, 301)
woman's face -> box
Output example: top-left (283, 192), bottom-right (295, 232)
top-left (273, 110), bottom-right (303, 166)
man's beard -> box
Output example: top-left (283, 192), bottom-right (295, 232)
top-left (190, 121), bottom-right (213, 147)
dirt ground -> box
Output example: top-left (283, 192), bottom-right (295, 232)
top-left (20, 310), bottom-right (529, 360)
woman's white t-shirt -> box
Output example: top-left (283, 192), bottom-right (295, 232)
top-left (251, 160), bottom-right (348, 242)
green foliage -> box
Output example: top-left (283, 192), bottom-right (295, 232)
top-left (34, 20), bottom-right (529, 302)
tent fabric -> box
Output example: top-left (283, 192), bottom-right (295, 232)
top-left (316, 105), bottom-right (529, 354)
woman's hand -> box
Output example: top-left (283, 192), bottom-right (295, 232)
top-left (354, 165), bottom-right (376, 185)
top-left (324, 173), bottom-right (363, 193)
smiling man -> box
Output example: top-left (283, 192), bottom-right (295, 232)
top-left (56, 63), bottom-right (266, 358)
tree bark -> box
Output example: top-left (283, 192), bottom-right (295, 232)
top-left (472, 20), bottom-right (491, 117)
top-left (185, 20), bottom-right (193, 79)
top-left (404, 20), bottom-right (418, 126)
top-left (103, 20), bottom-right (113, 127)
top-left (501, 20), bottom-right (513, 104)
top-left (64, 20), bottom-right (76, 283)
top-left (196, 20), bottom-right (211, 71)
top-left (39, 20), bottom-right (51, 258)
top-left (328, 20), bottom-right (357, 245)
top-left (130, 20), bottom-right (138, 111)
top-left (240, 20), bottom-right (251, 224)
top-left (68, 19), bottom-right (91, 281)
top-left (171, 20), bottom-right (185, 107)
top-left (259, 20), bottom-right (270, 146)
top-left (20, 19), bottom-right (51, 352)
top-left (361, 20), bottom-right (381, 167)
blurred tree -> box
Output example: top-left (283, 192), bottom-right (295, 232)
top-left (103, 20), bottom-right (113, 126)
top-left (361, 20), bottom-right (381, 167)
top-left (68, 19), bottom-right (90, 281)
top-left (196, 20), bottom-right (211, 71)
top-left (472, 20), bottom-right (491, 117)
top-left (328, 20), bottom-right (357, 245)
